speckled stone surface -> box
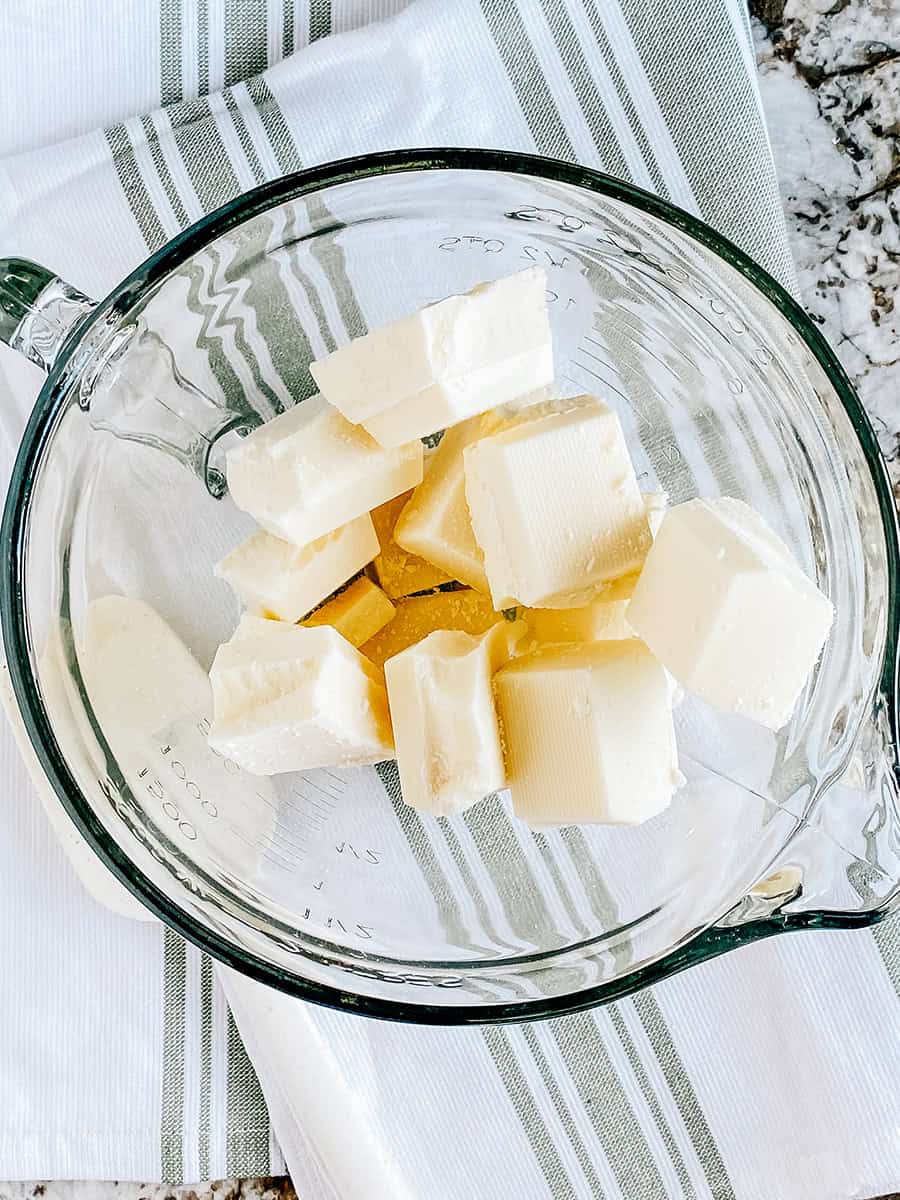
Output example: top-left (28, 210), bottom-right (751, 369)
top-left (0, 1182), bottom-right (297, 1200)
top-left (1, 4), bottom-right (897, 1200)
top-left (754, 0), bottom-right (899, 500)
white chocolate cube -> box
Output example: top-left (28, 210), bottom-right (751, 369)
top-left (385, 623), bottom-right (518, 816)
top-left (303, 577), bottom-right (396, 646)
top-left (626, 497), bottom-right (834, 730)
top-left (309, 268), bottom-right (554, 447)
top-left (370, 491), bottom-right (454, 598)
top-left (209, 621), bottom-right (394, 775)
top-left (644, 490), bottom-right (669, 537)
top-left (360, 588), bottom-right (503, 669)
top-left (495, 639), bottom-right (679, 827)
top-left (392, 394), bottom-right (551, 593)
top-left (216, 514), bottom-right (378, 623)
top-left (226, 394), bottom-right (423, 546)
top-left (520, 505), bottom-right (663, 648)
top-left (393, 414), bottom-right (494, 592)
top-left (522, 581), bottom-right (635, 647)
top-left (464, 396), bottom-right (652, 608)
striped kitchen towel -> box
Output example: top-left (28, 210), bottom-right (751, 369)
top-left (3, 2), bottom-right (900, 1198)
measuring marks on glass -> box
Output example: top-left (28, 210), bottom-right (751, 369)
top-left (254, 769), bottom-right (389, 944)
top-left (564, 313), bottom-right (727, 495)
top-left (563, 333), bottom-right (629, 401)
top-left (133, 709), bottom-right (344, 879)
top-left (140, 704), bottom-right (357, 881)
top-left (135, 711), bottom-right (287, 881)
top-left (261, 768), bottom-right (348, 872)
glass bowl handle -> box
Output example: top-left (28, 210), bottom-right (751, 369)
top-left (0, 257), bottom-right (260, 497)
top-left (0, 257), bottom-right (94, 373)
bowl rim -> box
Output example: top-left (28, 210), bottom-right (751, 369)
top-left (3, 147), bottom-right (898, 1024)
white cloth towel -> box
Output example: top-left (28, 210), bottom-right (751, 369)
top-left (2, 3), bottom-right (899, 1198)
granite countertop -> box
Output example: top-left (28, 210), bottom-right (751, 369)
top-left (0, 1182), bottom-right (297, 1200)
top-left (754, 0), bottom-right (899, 503)
top-left (1, 3), bottom-right (897, 1200)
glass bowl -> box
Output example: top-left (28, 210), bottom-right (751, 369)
top-left (1, 149), bottom-right (898, 1022)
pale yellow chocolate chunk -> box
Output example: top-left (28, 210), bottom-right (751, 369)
top-left (521, 572), bottom-right (639, 648)
top-left (310, 268), bottom-right (553, 448)
top-left (394, 415), bottom-right (493, 593)
top-left (370, 492), bottom-right (455, 599)
top-left (303, 576), bottom-right (396, 647)
top-left (464, 395), bottom-right (652, 609)
top-left (226, 393), bottom-right (422, 546)
top-left (385, 622), bottom-right (519, 816)
top-left (209, 622), bottom-right (393, 775)
top-left (216, 514), bottom-right (378, 624)
top-left (360, 588), bottom-right (504, 668)
top-left (495, 639), bottom-right (678, 827)
top-left (627, 497), bottom-right (833, 730)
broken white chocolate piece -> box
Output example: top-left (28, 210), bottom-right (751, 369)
top-left (310, 268), bottom-right (554, 447)
top-left (385, 622), bottom-right (519, 817)
top-left (209, 621), bottom-right (393, 775)
top-left (226, 394), bottom-right (422, 546)
top-left (495, 638), bottom-right (679, 827)
top-left (464, 395), bottom-right (652, 608)
top-left (626, 497), bottom-right (834, 730)
top-left (216, 514), bottom-right (378, 623)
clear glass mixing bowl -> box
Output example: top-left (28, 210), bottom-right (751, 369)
top-left (1, 150), bottom-right (898, 1022)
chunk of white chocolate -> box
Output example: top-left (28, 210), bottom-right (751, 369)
top-left (495, 639), bottom-right (679, 827)
top-left (644, 490), bottom-right (669, 537)
top-left (626, 497), bottom-right (834, 729)
top-left (370, 491), bottom-right (454, 598)
top-left (209, 621), bottom-right (393, 775)
top-left (393, 391), bottom-right (555, 593)
top-left (519, 497), bottom-right (667, 648)
top-left (464, 395), bottom-right (652, 608)
top-left (385, 622), bottom-right (518, 817)
top-left (216, 514), bottom-right (378, 623)
top-left (360, 588), bottom-right (503, 668)
top-left (393, 414), bottom-right (494, 592)
top-left (303, 577), bottom-right (396, 647)
top-left (226, 394), bottom-right (422, 546)
top-left (522, 575), bottom-right (636, 647)
top-left (309, 268), bottom-right (554, 447)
